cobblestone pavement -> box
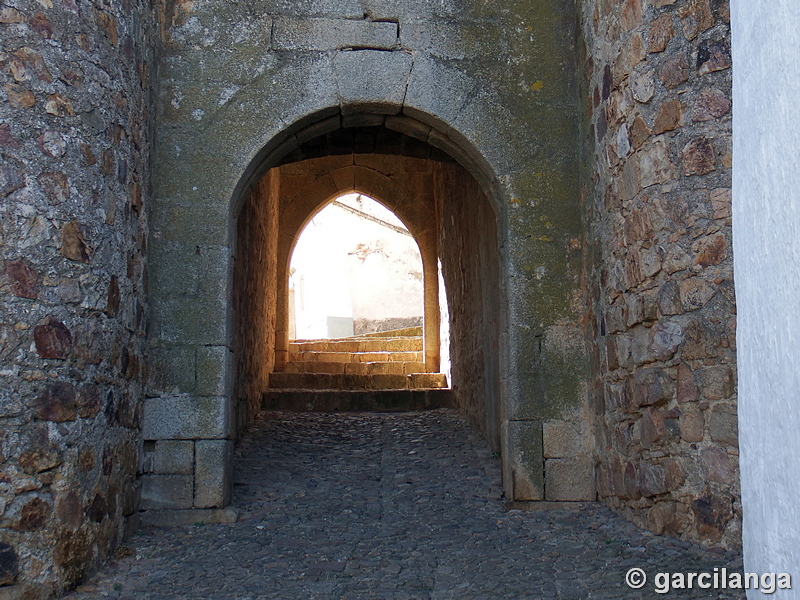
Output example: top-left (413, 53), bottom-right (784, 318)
top-left (65, 410), bottom-right (745, 599)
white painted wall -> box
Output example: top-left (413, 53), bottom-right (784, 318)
top-left (732, 1), bottom-right (800, 595)
top-left (290, 194), bottom-right (424, 339)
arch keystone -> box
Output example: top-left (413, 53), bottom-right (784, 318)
top-left (333, 49), bottom-right (412, 115)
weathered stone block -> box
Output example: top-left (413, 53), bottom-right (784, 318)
top-left (543, 420), bottom-right (584, 458)
top-left (620, 0), bottom-right (642, 30)
top-left (5, 260), bottom-right (38, 299)
top-left (632, 368), bottom-right (675, 407)
top-left (273, 17), bottom-right (397, 51)
top-left (194, 440), bottom-right (233, 508)
top-left (649, 319), bottom-right (682, 361)
top-left (647, 502), bottom-right (678, 535)
top-left (147, 345), bottom-right (196, 394)
top-left (680, 408), bottom-right (705, 442)
top-left (333, 50), bottom-right (412, 114)
top-left (60, 222), bottom-right (91, 263)
top-left (151, 296), bottom-right (227, 346)
top-left (682, 137), bottom-right (715, 176)
top-left (697, 39), bottom-right (731, 75)
top-left (545, 458), bottom-right (595, 501)
top-left (140, 474), bottom-right (193, 510)
top-left (653, 98), bottom-right (682, 134)
top-left (692, 233), bottom-right (726, 267)
top-left (659, 53), bottom-right (689, 89)
top-left (691, 492), bottom-right (734, 542)
top-left (502, 420), bottom-right (544, 501)
top-left (678, 0), bottom-right (713, 41)
top-left (149, 241), bottom-right (200, 298)
top-left (630, 325), bottom-right (651, 365)
top-left (677, 362), bottom-right (699, 403)
top-left (153, 440), bottom-right (194, 474)
top-left (35, 382), bottom-right (77, 422)
top-left (638, 140), bottom-right (677, 189)
top-left (401, 20), bottom-right (503, 60)
top-left (681, 318), bottom-right (720, 360)
top-left (709, 403), bottom-right (738, 446)
top-left (637, 462), bottom-right (668, 497)
top-left (700, 447), bottom-right (736, 483)
top-left (630, 70), bottom-right (655, 103)
top-left (142, 396), bottom-right (230, 440)
top-left (196, 346), bottom-right (230, 396)
top-left (679, 277), bottom-right (715, 310)
top-left (710, 188), bottom-right (732, 218)
top-left (403, 55), bottom-right (477, 134)
top-left (648, 13), bottom-right (674, 53)
top-left (693, 89), bottom-right (731, 122)
top-left (698, 365), bottom-right (735, 400)
top-left (33, 317), bottom-right (72, 359)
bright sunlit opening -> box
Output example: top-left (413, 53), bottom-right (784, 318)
top-left (289, 194), bottom-right (425, 340)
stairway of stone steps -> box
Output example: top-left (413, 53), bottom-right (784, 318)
top-left (264, 327), bottom-right (452, 411)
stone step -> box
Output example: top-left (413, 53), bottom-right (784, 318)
top-left (359, 326), bottom-right (423, 338)
top-left (268, 372), bottom-right (448, 391)
top-left (289, 336), bottom-right (423, 353)
top-left (262, 388), bottom-right (454, 412)
top-left (284, 361), bottom-right (429, 375)
top-left (287, 350), bottom-right (424, 364)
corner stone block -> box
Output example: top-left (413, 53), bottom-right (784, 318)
top-left (140, 474), bottom-right (193, 510)
top-left (333, 50), bottom-right (412, 115)
top-left (196, 346), bottom-right (231, 396)
top-left (194, 440), bottom-right (233, 509)
top-left (502, 420), bottom-right (544, 501)
top-left (142, 396), bottom-right (230, 440)
top-left (153, 440), bottom-right (194, 474)
top-left (545, 457), bottom-right (596, 501)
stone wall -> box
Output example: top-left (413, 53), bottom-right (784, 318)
top-left (580, 0), bottom-right (738, 547)
top-left (0, 0), bottom-right (156, 594)
top-left (435, 162), bottom-right (501, 452)
top-left (233, 171), bottom-right (278, 438)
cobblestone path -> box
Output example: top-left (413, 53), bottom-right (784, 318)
top-left (65, 410), bottom-right (744, 599)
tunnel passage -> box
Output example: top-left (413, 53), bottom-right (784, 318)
top-left (232, 114), bottom-right (503, 451)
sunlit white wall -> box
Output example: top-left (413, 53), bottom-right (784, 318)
top-left (732, 1), bottom-right (800, 595)
top-left (289, 194), bottom-right (424, 339)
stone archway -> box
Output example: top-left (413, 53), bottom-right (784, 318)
top-left (232, 123), bottom-right (503, 451)
top-left (143, 9), bottom-right (589, 516)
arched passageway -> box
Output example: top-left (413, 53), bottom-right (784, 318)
top-left (232, 114), bottom-right (503, 451)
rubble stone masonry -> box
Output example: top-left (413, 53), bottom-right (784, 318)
top-left (0, 0), bottom-right (156, 594)
top-left (580, 0), bottom-right (737, 548)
